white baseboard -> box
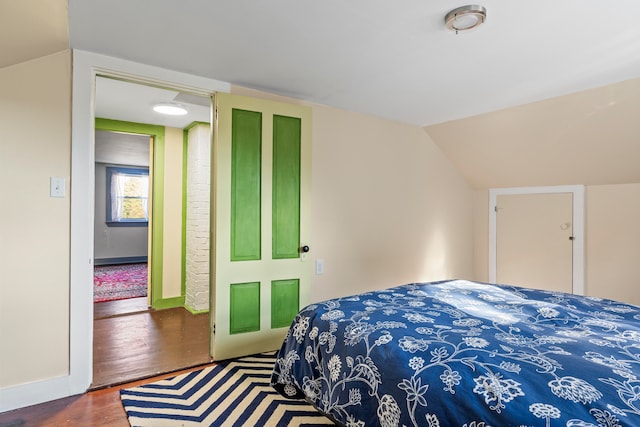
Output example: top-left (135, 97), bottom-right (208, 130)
top-left (0, 375), bottom-right (81, 413)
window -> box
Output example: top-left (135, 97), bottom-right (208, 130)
top-left (106, 166), bottom-right (149, 225)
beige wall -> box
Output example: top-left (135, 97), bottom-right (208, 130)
top-left (426, 78), bottom-right (640, 189)
top-left (586, 183), bottom-right (640, 305)
top-left (309, 105), bottom-right (474, 301)
top-left (0, 51), bottom-right (71, 387)
top-left (161, 126), bottom-right (184, 299)
top-left (473, 190), bottom-right (489, 283)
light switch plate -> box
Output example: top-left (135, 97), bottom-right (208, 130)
top-left (50, 177), bottom-right (66, 198)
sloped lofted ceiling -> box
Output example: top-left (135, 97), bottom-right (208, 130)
top-left (425, 78), bottom-right (640, 189)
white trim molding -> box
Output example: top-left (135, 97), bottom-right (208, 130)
top-left (488, 185), bottom-right (585, 295)
top-left (0, 49), bottom-right (229, 413)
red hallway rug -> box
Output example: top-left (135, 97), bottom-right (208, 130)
top-left (94, 263), bottom-right (148, 303)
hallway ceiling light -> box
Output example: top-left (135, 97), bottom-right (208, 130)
top-left (445, 5), bottom-right (486, 33)
top-left (153, 102), bottom-right (188, 116)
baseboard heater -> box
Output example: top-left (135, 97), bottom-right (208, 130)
top-left (94, 256), bottom-right (148, 266)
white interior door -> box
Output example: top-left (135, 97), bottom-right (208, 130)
top-left (496, 192), bottom-right (573, 292)
top-left (211, 93), bottom-right (312, 360)
top-left (489, 186), bottom-right (585, 294)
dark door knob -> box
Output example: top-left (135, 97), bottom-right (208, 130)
top-left (301, 245), bottom-right (310, 253)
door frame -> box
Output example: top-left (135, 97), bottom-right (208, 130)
top-left (94, 119), bottom-right (161, 308)
top-left (488, 185), bottom-right (585, 295)
top-left (67, 52), bottom-right (229, 401)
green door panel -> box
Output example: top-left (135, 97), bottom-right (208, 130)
top-left (229, 281), bottom-right (261, 334)
top-left (231, 109), bottom-right (262, 261)
top-left (271, 279), bottom-right (300, 329)
top-left (272, 115), bottom-right (301, 259)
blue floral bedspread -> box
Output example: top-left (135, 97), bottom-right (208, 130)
top-left (270, 279), bottom-right (640, 427)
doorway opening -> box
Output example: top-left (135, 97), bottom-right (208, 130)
top-left (93, 129), bottom-right (150, 314)
top-left (90, 75), bottom-right (213, 389)
top-left (69, 51), bottom-right (229, 400)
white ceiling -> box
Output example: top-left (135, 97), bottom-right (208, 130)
top-left (95, 77), bottom-right (211, 128)
top-left (67, 0), bottom-right (640, 126)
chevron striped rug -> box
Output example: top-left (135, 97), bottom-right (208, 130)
top-left (120, 352), bottom-right (334, 426)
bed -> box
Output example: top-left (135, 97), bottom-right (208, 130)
top-left (270, 279), bottom-right (640, 426)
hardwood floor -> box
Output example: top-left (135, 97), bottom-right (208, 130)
top-left (92, 300), bottom-right (213, 389)
top-left (94, 297), bottom-right (148, 320)
top-left (0, 300), bottom-right (214, 426)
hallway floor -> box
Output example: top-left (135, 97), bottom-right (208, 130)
top-left (92, 298), bottom-right (212, 389)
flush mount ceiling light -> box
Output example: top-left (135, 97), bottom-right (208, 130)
top-left (445, 5), bottom-right (486, 33)
top-left (153, 102), bottom-right (188, 116)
